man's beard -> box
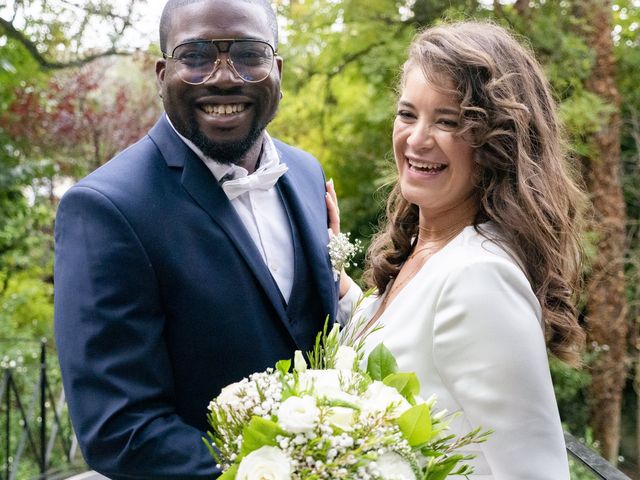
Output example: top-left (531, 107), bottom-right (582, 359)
top-left (187, 116), bottom-right (266, 166)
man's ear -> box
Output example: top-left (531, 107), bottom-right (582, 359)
top-left (156, 59), bottom-right (166, 97)
top-left (275, 55), bottom-right (283, 79)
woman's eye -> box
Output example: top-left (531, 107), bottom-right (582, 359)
top-left (396, 110), bottom-right (415, 119)
top-left (436, 119), bottom-right (459, 130)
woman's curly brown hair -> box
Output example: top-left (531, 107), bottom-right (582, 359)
top-left (364, 21), bottom-right (587, 366)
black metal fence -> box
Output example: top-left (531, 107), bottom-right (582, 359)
top-left (1, 339), bottom-right (83, 480)
top-left (0, 337), bottom-right (635, 480)
top-left (565, 432), bottom-right (633, 480)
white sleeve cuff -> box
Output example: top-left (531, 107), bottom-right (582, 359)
top-left (336, 280), bottom-right (363, 326)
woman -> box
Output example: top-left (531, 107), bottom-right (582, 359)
top-left (329, 21), bottom-right (586, 479)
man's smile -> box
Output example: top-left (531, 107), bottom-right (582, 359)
top-left (200, 103), bottom-right (247, 116)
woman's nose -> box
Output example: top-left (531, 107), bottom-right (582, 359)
top-left (406, 122), bottom-right (435, 149)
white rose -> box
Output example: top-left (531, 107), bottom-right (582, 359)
top-left (375, 451), bottom-right (416, 480)
top-left (300, 369), bottom-right (340, 392)
top-left (334, 346), bottom-right (357, 370)
top-left (276, 395), bottom-right (319, 433)
top-left (299, 369), bottom-right (342, 399)
top-left (326, 406), bottom-right (356, 431)
top-left (361, 381), bottom-right (411, 418)
top-left (300, 370), bottom-right (359, 404)
top-left (236, 446), bottom-right (292, 480)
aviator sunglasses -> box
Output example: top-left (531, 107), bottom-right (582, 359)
top-left (162, 38), bottom-right (277, 85)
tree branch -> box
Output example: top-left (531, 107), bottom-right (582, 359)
top-left (324, 23), bottom-right (410, 81)
top-left (57, 0), bottom-right (135, 22)
top-left (0, 15), bottom-right (132, 70)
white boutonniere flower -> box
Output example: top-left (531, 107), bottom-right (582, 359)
top-left (327, 232), bottom-right (362, 280)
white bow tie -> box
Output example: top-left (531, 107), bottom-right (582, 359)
top-left (220, 163), bottom-right (288, 200)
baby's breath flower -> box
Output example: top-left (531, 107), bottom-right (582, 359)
top-left (327, 232), bottom-right (363, 280)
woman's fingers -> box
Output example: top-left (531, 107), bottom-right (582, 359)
top-left (326, 178), bottom-right (338, 207)
top-left (326, 179), bottom-right (340, 236)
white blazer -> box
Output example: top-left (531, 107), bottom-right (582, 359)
top-left (344, 224), bottom-right (569, 479)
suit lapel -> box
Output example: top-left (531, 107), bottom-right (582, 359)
top-left (148, 116), bottom-right (336, 340)
top-left (180, 154), bottom-right (286, 308)
top-left (148, 117), bottom-right (295, 340)
top-left (277, 167), bottom-right (337, 323)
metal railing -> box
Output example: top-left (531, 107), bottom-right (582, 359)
top-left (1, 337), bottom-right (635, 479)
top-left (565, 431), bottom-right (633, 479)
top-left (1, 339), bottom-right (83, 480)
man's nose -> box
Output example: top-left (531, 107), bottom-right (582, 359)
top-left (205, 56), bottom-right (245, 87)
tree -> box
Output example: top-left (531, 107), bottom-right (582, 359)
top-left (0, 0), bottom-right (148, 70)
top-left (0, 0), bottom-right (150, 279)
top-left (0, 0), bottom-right (159, 334)
top-left (489, 0), bottom-right (634, 465)
top-left (613, 0), bottom-right (640, 473)
top-left (0, 14), bottom-right (52, 298)
top-left (573, 0), bottom-right (630, 463)
top-left (1, 54), bottom-right (161, 177)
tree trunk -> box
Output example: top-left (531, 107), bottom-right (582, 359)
top-left (575, 0), bottom-right (629, 464)
top-left (631, 109), bottom-right (640, 478)
top-left (636, 350), bottom-right (640, 477)
top-left (514, 0), bottom-right (529, 17)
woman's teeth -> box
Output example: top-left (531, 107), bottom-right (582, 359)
top-left (408, 159), bottom-right (447, 172)
top-left (201, 104), bottom-right (246, 116)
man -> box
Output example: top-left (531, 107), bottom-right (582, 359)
top-left (53, 0), bottom-right (337, 478)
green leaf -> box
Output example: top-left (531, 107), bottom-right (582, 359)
top-left (240, 416), bottom-right (283, 456)
top-left (395, 403), bottom-right (432, 447)
top-left (423, 456), bottom-right (460, 480)
top-left (202, 433), bottom-right (222, 463)
top-left (383, 372), bottom-right (420, 404)
top-left (275, 359), bottom-right (291, 375)
top-left (366, 343), bottom-right (398, 381)
top-left (219, 464), bottom-right (239, 480)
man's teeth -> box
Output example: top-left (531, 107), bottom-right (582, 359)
top-left (201, 104), bottom-right (246, 115)
top-left (408, 159), bottom-right (446, 172)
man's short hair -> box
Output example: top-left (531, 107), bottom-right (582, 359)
top-left (159, 0), bottom-right (279, 54)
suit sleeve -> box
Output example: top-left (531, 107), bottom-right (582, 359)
top-left (432, 259), bottom-right (570, 480)
top-left (54, 186), bottom-right (218, 479)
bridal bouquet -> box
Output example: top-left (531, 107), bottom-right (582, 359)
top-left (204, 322), bottom-right (489, 479)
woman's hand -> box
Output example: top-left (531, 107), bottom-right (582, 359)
top-left (325, 179), bottom-right (353, 298)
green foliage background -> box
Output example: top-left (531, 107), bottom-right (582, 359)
top-left (1, 0), bottom-right (639, 477)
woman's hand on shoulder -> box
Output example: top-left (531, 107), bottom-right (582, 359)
top-left (325, 179), bottom-right (353, 298)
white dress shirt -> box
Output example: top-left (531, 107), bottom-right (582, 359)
top-left (167, 119), bottom-right (294, 301)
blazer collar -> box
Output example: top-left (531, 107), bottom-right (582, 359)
top-left (148, 115), bottom-right (337, 345)
top-left (147, 115), bottom-right (191, 168)
top-left (148, 115), bottom-right (336, 343)
top-left (275, 148), bottom-right (337, 323)
top-left (148, 116), bottom-right (303, 342)
top-left (148, 117), bottom-right (336, 316)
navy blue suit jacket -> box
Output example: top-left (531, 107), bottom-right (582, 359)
top-left (54, 115), bottom-right (337, 479)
